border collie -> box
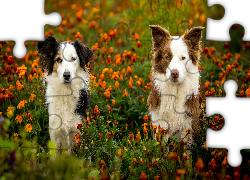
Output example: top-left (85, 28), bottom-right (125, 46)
top-left (37, 36), bottom-right (93, 153)
top-left (147, 25), bottom-right (204, 145)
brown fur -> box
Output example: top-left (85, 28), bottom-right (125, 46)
top-left (52, 51), bottom-right (62, 72)
top-left (147, 81), bottom-right (161, 111)
top-left (149, 25), bottom-right (174, 75)
top-left (185, 95), bottom-right (201, 141)
top-left (148, 25), bottom-right (204, 143)
top-left (182, 26), bottom-right (204, 66)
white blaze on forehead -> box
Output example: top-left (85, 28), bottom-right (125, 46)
top-left (60, 42), bottom-right (77, 61)
top-left (170, 36), bottom-right (189, 57)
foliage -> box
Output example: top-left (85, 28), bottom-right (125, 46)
top-left (1, 0), bottom-right (250, 179)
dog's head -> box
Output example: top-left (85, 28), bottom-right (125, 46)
top-left (149, 25), bottom-right (204, 83)
top-left (37, 36), bottom-right (93, 84)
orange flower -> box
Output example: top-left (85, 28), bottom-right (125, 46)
top-left (26, 124), bottom-right (33, 133)
top-left (17, 100), bottom-right (27, 109)
top-left (208, 158), bottom-right (218, 171)
top-left (112, 100), bottom-right (115, 106)
top-left (16, 80), bottom-right (23, 90)
top-left (9, 85), bottom-right (14, 91)
top-left (29, 94), bottom-right (36, 102)
top-left (32, 60), bottom-right (38, 68)
top-left (74, 32), bottom-right (82, 40)
top-left (115, 58), bottom-right (121, 65)
top-left (204, 81), bottom-right (210, 90)
top-left (109, 47), bottom-right (114, 54)
top-left (14, 133), bottom-right (18, 137)
top-left (139, 172), bottom-right (147, 180)
top-left (109, 68), bottom-right (113, 76)
top-left (143, 115), bottom-right (149, 122)
top-left (123, 89), bottom-right (128, 97)
top-left (195, 158), bottom-right (204, 173)
top-left (117, 151), bottom-right (122, 157)
top-left (136, 134), bottom-right (141, 142)
top-left (104, 89), bottom-right (111, 99)
top-left (114, 81), bottom-right (119, 90)
top-left (112, 72), bottom-right (119, 80)
top-left (94, 105), bottom-right (100, 116)
top-left (17, 64), bottom-right (27, 78)
top-left (106, 55), bottom-right (112, 64)
top-left (36, 68), bottom-right (42, 74)
top-left (27, 113), bottom-right (33, 121)
top-left (167, 152), bottom-right (178, 160)
top-left (127, 66), bottom-right (132, 74)
top-left (100, 74), bottom-right (105, 81)
top-left (0, 112), bottom-right (2, 117)
top-left (122, 68), bottom-right (125, 75)
top-left (136, 41), bottom-right (141, 48)
top-left (136, 80), bottom-right (141, 86)
top-left (108, 85), bottom-right (112, 92)
top-left (15, 115), bottom-right (23, 124)
top-left (28, 75), bottom-right (34, 82)
top-left (119, 75), bottom-right (123, 82)
top-left (74, 132), bottom-right (80, 140)
top-left (102, 68), bottom-right (109, 74)
top-left (128, 82), bottom-right (132, 88)
top-left (133, 33), bottom-right (140, 41)
top-left (222, 156), bottom-right (228, 167)
top-left (7, 107), bottom-right (14, 118)
top-left (101, 81), bottom-right (106, 89)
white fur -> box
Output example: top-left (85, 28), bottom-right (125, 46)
top-left (57, 43), bottom-right (80, 84)
top-left (150, 37), bottom-right (199, 143)
top-left (45, 42), bottom-right (90, 152)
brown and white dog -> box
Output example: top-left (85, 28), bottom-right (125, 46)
top-left (37, 36), bottom-right (93, 153)
top-left (147, 25), bottom-right (204, 145)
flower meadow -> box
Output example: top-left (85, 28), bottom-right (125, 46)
top-left (1, 0), bottom-right (250, 179)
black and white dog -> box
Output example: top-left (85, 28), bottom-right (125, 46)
top-left (37, 36), bottom-right (93, 153)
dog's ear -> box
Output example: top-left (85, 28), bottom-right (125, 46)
top-left (74, 39), bottom-right (94, 70)
top-left (183, 26), bottom-right (204, 46)
top-left (37, 36), bottom-right (58, 75)
top-left (149, 25), bottom-right (171, 49)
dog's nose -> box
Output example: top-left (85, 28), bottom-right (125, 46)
top-left (63, 71), bottom-right (71, 81)
top-left (171, 69), bottom-right (179, 79)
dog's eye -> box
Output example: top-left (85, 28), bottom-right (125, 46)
top-left (72, 57), bottom-right (76, 61)
top-left (181, 56), bottom-right (186, 60)
top-left (166, 56), bottom-right (170, 59)
top-left (56, 58), bottom-right (62, 63)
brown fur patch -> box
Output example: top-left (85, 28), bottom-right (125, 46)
top-left (181, 26), bottom-right (204, 66)
top-left (185, 95), bottom-right (201, 141)
top-left (147, 82), bottom-right (161, 111)
top-left (149, 25), bottom-right (174, 75)
top-left (53, 51), bottom-right (62, 72)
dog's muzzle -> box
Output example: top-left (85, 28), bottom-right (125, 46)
top-left (63, 71), bottom-right (71, 82)
top-left (170, 69), bottom-right (179, 82)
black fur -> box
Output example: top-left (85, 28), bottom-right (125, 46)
top-left (37, 36), bottom-right (60, 75)
top-left (74, 88), bottom-right (90, 119)
top-left (74, 39), bottom-right (94, 70)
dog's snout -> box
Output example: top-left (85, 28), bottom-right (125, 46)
top-left (63, 71), bottom-right (71, 81)
top-left (171, 69), bottom-right (179, 79)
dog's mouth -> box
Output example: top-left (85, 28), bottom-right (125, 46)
top-left (170, 78), bottom-right (179, 83)
top-left (63, 80), bottom-right (71, 84)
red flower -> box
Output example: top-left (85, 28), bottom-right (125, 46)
top-left (74, 32), bottom-right (82, 40)
top-left (77, 123), bottom-right (82, 129)
top-left (8, 76), bottom-right (13, 82)
top-left (6, 56), bottom-right (15, 65)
